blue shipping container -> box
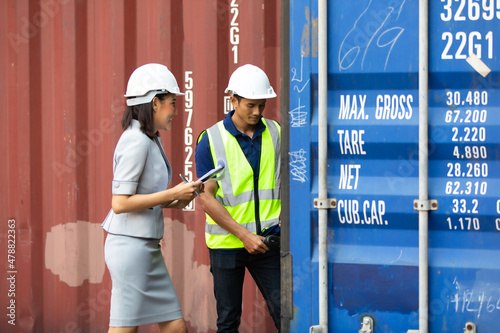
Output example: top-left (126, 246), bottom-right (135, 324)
top-left (287, 0), bottom-right (500, 332)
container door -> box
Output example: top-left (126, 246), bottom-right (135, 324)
top-left (428, 0), bottom-right (500, 331)
top-left (288, 0), bottom-right (499, 331)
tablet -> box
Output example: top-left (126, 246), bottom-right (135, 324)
top-left (197, 164), bottom-right (225, 183)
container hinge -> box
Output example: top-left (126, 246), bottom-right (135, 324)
top-left (313, 198), bottom-right (337, 210)
top-left (359, 316), bottom-right (373, 333)
top-left (464, 321), bottom-right (476, 333)
top-left (413, 199), bottom-right (438, 211)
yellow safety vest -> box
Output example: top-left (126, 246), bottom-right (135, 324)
top-left (204, 118), bottom-right (281, 249)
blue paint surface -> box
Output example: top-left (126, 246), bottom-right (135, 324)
top-left (333, 263), bottom-right (418, 315)
top-left (289, 0), bottom-right (500, 332)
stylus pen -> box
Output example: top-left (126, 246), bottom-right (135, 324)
top-left (179, 174), bottom-right (201, 197)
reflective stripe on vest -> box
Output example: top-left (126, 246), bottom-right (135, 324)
top-left (204, 118), bottom-right (281, 249)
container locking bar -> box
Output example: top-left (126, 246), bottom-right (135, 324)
top-left (413, 199), bottom-right (438, 211)
top-left (313, 198), bottom-right (337, 209)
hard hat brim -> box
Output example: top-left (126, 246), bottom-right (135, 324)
top-left (225, 88), bottom-right (277, 100)
top-left (125, 89), bottom-right (185, 106)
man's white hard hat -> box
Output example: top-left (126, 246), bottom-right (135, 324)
top-left (225, 64), bottom-right (276, 99)
top-left (124, 63), bottom-right (185, 106)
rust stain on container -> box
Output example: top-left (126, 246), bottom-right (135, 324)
top-left (0, 0), bottom-right (281, 332)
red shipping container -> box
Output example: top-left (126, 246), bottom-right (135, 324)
top-left (0, 0), bottom-right (281, 332)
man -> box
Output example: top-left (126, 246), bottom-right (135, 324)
top-left (195, 64), bottom-right (281, 332)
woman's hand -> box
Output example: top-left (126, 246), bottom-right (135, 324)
top-left (172, 180), bottom-right (204, 201)
top-left (161, 181), bottom-right (204, 209)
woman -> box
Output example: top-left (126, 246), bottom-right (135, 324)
top-left (102, 63), bottom-right (203, 333)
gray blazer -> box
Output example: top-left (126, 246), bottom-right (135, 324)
top-left (101, 120), bottom-right (172, 239)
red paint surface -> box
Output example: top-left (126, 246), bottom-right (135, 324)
top-left (0, 1), bottom-right (281, 332)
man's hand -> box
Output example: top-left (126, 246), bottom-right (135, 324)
top-left (241, 232), bottom-right (269, 254)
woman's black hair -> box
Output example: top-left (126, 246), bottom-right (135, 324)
top-left (121, 93), bottom-right (171, 139)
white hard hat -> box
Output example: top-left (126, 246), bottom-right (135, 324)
top-left (225, 64), bottom-right (276, 99)
top-left (124, 63), bottom-right (185, 106)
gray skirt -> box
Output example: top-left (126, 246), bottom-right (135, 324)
top-left (104, 233), bottom-right (183, 327)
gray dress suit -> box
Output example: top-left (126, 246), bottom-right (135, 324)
top-left (102, 119), bottom-right (182, 326)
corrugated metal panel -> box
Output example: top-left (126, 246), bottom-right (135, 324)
top-left (288, 0), bottom-right (499, 332)
top-left (0, 0), bottom-right (280, 332)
